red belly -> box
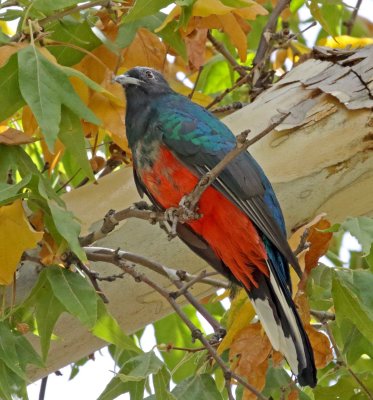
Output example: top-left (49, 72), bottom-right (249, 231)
top-left (140, 146), bottom-right (268, 288)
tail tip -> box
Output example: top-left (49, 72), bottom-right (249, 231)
top-left (297, 366), bottom-right (317, 388)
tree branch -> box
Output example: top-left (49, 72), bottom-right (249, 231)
top-left (253, 0), bottom-right (291, 69)
top-left (84, 247), bottom-right (229, 290)
top-left (84, 247), bottom-right (267, 400)
top-left (207, 31), bottom-right (248, 78)
top-left (344, 0), bottom-right (363, 35)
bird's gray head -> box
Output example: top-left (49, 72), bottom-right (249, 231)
top-left (115, 67), bottom-right (172, 97)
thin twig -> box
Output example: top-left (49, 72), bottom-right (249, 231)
top-left (188, 66), bottom-right (204, 100)
top-left (253, 0), bottom-right (291, 68)
top-left (294, 228), bottom-right (310, 256)
top-left (85, 248), bottom-right (225, 334)
top-left (344, 0), bottom-right (363, 35)
top-left (75, 260), bottom-right (109, 303)
top-left (84, 247), bottom-right (229, 290)
top-left (38, 376), bottom-right (48, 400)
top-left (206, 74), bottom-right (250, 109)
top-left (207, 31), bottom-right (248, 78)
top-left (85, 250), bottom-right (267, 400)
top-left (39, 0), bottom-right (110, 26)
top-left (211, 102), bottom-right (248, 114)
top-left (310, 310), bottom-right (335, 323)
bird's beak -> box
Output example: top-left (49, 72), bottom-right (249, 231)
top-left (114, 74), bottom-right (141, 86)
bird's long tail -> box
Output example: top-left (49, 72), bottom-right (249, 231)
top-left (248, 261), bottom-right (317, 387)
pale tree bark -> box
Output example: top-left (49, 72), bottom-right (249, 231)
top-left (22, 45), bottom-right (373, 381)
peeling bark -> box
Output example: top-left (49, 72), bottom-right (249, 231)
top-left (24, 45), bottom-right (373, 381)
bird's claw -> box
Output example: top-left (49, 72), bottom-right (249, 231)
top-left (164, 196), bottom-right (201, 240)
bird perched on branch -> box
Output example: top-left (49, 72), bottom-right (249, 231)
top-left (115, 67), bottom-right (317, 388)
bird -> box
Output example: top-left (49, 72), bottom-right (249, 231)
top-left (115, 67), bottom-right (317, 388)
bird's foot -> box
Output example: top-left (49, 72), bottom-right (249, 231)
top-left (164, 197), bottom-right (201, 240)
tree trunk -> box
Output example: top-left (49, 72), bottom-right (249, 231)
top-left (24, 45), bottom-right (373, 381)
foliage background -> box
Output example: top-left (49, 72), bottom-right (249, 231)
top-left (0, 0), bottom-right (372, 399)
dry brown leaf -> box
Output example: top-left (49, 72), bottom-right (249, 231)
top-left (121, 28), bottom-right (167, 71)
top-left (39, 232), bottom-right (60, 265)
top-left (184, 28), bottom-right (208, 70)
top-left (229, 323), bottom-right (272, 399)
top-left (90, 156), bottom-right (105, 173)
top-left (295, 292), bottom-right (333, 369)
top-left (288, 388), bottom-right (299, 400)
top-left (304, 218), bottom-right (333, 273)
top-left (289, 213), bottom-right (332, 292)
top-left (0, 128), bottom-right (36, 145)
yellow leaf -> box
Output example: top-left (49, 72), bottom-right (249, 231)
top-left (0, 21), bottom-right (14, 36)
top-left (22, 106), bottom-right (39, 136)
top-left (218, 288), bottom-right (256, 354)
top-left (0, 200), bottom-right (43, 285)
top-left (319, 35), bottom-right (373, 49)
top-left (217, 13), bottom-right (248, 61)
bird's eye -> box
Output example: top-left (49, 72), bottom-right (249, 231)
top-left (145, 70), bottom-right (154, 79)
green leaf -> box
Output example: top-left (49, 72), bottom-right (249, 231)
top-left (332, 269), bottom-right (373, 344)
top-left (0, 176), bottom-right (31, 206)
top-left (46, 266), bottom-right (98, 327)
top-left (153, 305), bottom-right (203, 382)
top-left (0, 362), bottom-right (27, 400)
top-left (0, 29), bottom-right (10, 44)
top-left (336, 319), bottom-right (373, 366)
top-left (122, 0), bottom-right (174, 23)
top-left (153, 366), bottom-right (175, 400)
top-left (0, 53), bottom-right (25, 121)
top-left (118, 351), bottom-right (164, 382)
top-left (58, 106), bottom-right (94, 181)
top-left (92, 300), bottom-right (141, 354)
top-left (196, 55), bottom-right (234, 95)
top-left (32, 0), bottom-right (81, 13)
top-left (31, 275), bottom-right (65, 360)
top-left (342, 217), bottom-right (373, 255)
top-left (48, 201), bottom-right (85, 260)
top-left (171, 374), bottom-right (223, 400)
top-left (0, 322), bottom-right (28, 380)
top-left (46, 18), bottom-right (102, 66)
top-left (98, 349), bottom-right (145, 400)
top-left (308, 0), bottom-right (334, 37)
top-left (307, 263), bottom-right (333, 311)
top-left (14, 333), bottom-right (44, 370)
top-left (290, 0), bottom-right (305, 13)
top-left (18, 45), bottom-right (100, 151)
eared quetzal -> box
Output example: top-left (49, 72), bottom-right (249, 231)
top-left (115, 67), bottom-right (317, 387)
